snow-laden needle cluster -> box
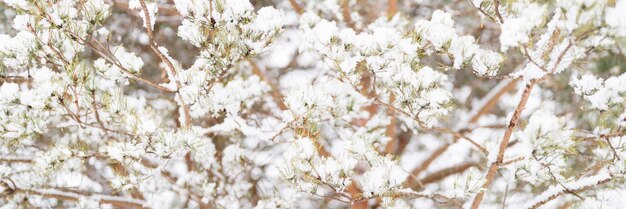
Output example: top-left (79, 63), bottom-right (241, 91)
top-left (0, 0), bottom-right (626, 208)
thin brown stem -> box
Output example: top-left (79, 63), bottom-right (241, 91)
top-left (338, 72), bottom-right (488, 155)
top-left (84, 36), bottom-right (174, 92)
top-left (494, 0), bottom-right (504, 23)
top-left (137, 0), bottom-right (191, 127)
top-left (91, 90), bottom-right (110, 138)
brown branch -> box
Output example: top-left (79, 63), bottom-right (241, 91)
top-left (494, 0), bottom-right (504, 23)
top-left (408, 145), bottom-right (448, 188)
top-left (387, 0), bottom-right (397, 18)
top-left (370, 96), bottom-right (488, 155)
top-left (578, 132), bottom-right (626, 141)
top-left (470, 79), bottom-right (537, 209)
top-left (0, 156), bottom-right (33, 163)
top-left (469, 78), bottom-right (519, 124)
top-left (341, 0), bottom-right (357, 30)
top-left (0, 76), bottom-right (30, 84)
top-left (288, 0), bottom-right (304, 15)
top-left (525, 174), bottom-right (611, 209)
top-left (417, 162), bottom-right (477, 187)
top-left (2, 185), bottom-right (147, 209)
top-left (336, 71), bottom-right (488, 155)
top-left (407, 78), bottom-right (518, 188)
top-left (30, 3), bottom-right (175, 93)
top-left (522, 46), bottom-right (548, 72)
top-left (548, 41), bottom-right (573, 74)
top-left (91, 90), bottom-right (110, 138)
top-left (83, 36), bottom-right (175, 92)
top-left (136, 0), bottom-right (191, 127)
top-left (471, 39), bottom-right (579, 208)
top-left (605, 137), bottom-right (621, 161)
top-left (347, 183), bottom-right (368, 209)
top-left (501, 156), bottom-right (525, 166)
top-left (398, 190), bottom-right (463, 207)
top-left (467, 0), bottom-right (501, 23)
top-left (136, 0), bottom-right (177, 78)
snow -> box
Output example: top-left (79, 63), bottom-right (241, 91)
top-left (606, 0), bottom-right (626, 36)
top-left (520, 171), bottom-right (611, 209)
top-left (177, 19), bottom-right (204, 47)
top-left (471, 49), bottom-right (503, 76)
top-left (500, 3), bottom-right (547, 51)
top-left (0, 0), bottom-right (624, 208)
top-left (253, 7), bottom-right (284, 32)
top-left (449, 35), bottom-right (478, 69)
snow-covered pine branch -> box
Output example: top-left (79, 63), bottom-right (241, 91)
top-left (1, 0), bottom-right (626, 208)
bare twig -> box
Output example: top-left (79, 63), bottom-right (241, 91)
top-left (494, 0), bottom-right (504, 23)
top-left (136, 0), bottom-right (191, 127)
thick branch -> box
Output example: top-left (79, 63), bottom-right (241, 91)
top-left (470, 79), bottom-right (537, 209)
